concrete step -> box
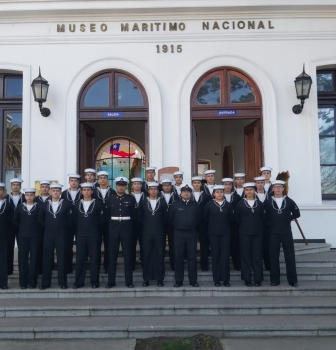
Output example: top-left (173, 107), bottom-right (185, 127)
top-left (1, 281), bottom-right (336, 299)
top-left (0, 314), bottom-right (335, 339)
top-left (0, 296), bottom-right (335, 317)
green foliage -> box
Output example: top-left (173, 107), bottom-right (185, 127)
top-left (162, 338), bottom-right (193, 350)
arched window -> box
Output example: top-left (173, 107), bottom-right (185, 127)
top-left (96, 137), bottom-right (145, 189)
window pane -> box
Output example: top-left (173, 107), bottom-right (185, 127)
top-left (196, 75), bottom-right (221, 105)
top-left (230, 74), bottom-right (256, 103)
top-left (321, 166), bottom-right (336, 194)
top-left (317, 73), bottom-right (333, 92)
top-left (83, 77), bottom-right (109, 107)
top-left (319, 137), bottom-right (336, 164)
top-left (6, 141), bottom-right (22, 169)
top-left (117, 77), bottom-right (144, 106)
top-left (318, 108), bottom-right (335, 135)
top-left (5, 77), bottom-right (23, 98)
top-left (6, 112), bottom-right (22, 140)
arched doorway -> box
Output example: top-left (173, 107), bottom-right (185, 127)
top-left (190, 67), bottom-right (263, 181)
top-left (77, 69), bottom-right (149, 180)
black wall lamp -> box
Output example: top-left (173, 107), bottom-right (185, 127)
top-left (31, 67), bottom-right (51, 117)
top-left (292, 65), bottom-right (313, 114)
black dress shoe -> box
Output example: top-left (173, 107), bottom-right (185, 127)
top-left (174, 283), bottom-right (182, 288)
top-left (223, 281), bottom-right (230, 287)
top-left (157, 281), bottom-right (164, 287)
top-left (126, 283), bottom-right (134, 288)
top-left (92, 284), bottom-right (99, 289)
top-left (271, 282), bottom-right (280, 286)
top-left (105, 283), bottom-right (115, 289)
top-left (201, 268), bottom-right (208, 272)
top-left (73, 284), bottom-right (82, 289)
top-left (245, 282), bottom-right (253, 287)
top-left (61, 285), bottom-right (67, 290)
top-left (29, 285), bottom-right (36, 289)
top-left (254, 283), bottom-right (261, 287)
top-left (21, 286), bottom-right (27, 290)
top-left (214, 282), bottom-right (220, 287)
top-left (0, 286), bottom-right (8, 290)
top-left (142, 281), bottom-right (149, 287)
top-left (289, 283), bottom-right (298, 287)
top-left (190, 282), bottom-right (199, 287)
top-left (39, 286), bottom-right (49, 290)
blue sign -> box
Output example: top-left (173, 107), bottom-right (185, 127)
top-left (217, 110), bottom-right (237, 116)
top-left (104, 111), bottom-right (124, 118)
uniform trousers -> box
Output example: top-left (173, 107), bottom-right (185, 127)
top-left (7, 224), bottom-right (17, 275)
top-left (75, 235), bottom-right (100, 286)
top-left (174, 229), bottom-right (197, 284)
top-left (17, 236), bottom-right (40, 287)
top-left (209, 234), bottom-right (231, 282)
top-left (263, 229), bottom-right (271, 270)
top-left (197, 222), bottom-right (209, 270)
top-left (164, 225), bottom-right (175, 270)
top-left (240, 234), bottom-right (263, 283)
top-left (230, 223), bottom-right (241, 270)
top-left (142, 233), bottom-right (165, 282)
top-left (108, 233), bottom-right (133, 285)
top-left (65, 224), bottom-right (76, 273)
top-left (100, 223), bottom-right (109, 272)
top-left (0, 234), bottom-right (8, 287)
top-left (37, 232), bottom-right (44, 275)
top-left (269, 234), bottom-right (297, 284)
top-left (41, 235), bottom-right (67, 287)
top-left (131, 223), bottom-right (143, 270)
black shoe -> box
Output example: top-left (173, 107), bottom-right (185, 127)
top-left (126, 283), bottom-right (134, 288)
top-left (142, 281), bottom-right (149, 287)
top-left (174, 283), bottom-right (182, 288)
top-left (157, 281), bottom-right (164, 287)
top-left (289, 283), bottom-right (298, 287)
top-left (0, 286), bottom-right (8, 290)
top-left (92, 284), bottom-right (99, 289)
top-left (21, 286), bottom-right (27, 290)
top-left (271, 282), bottom-right (280, 286)
top-left (245, 282), bottom-right (253, 287)
top-left (105, 283), bottom-right (115, 289)
top-left (201, 268), bottom-right (208, 272)
top-left (29, 285), bottom-right (36, 289)
top-left (214, 282), bottom-right (220, 287)
top-left (104, 270), bottom-right (108, 274)
top-left (39, 286), bottom-right (49, 290)
top-left (61, 285), bottom-right (67, 290)
top-left (254, 283), bottom-right (261, 287)
top-left (73, 284), bottom-right (83, 289)
top-left (223, 281), bottom-right (230, 287)
top-left (190, 282), bottom-right (199, 287)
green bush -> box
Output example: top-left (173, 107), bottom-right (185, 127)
top-left (162, 338), bottom-right (193, 350)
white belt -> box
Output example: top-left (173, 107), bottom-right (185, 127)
top-left (111, 216), bottom-right (131, 221)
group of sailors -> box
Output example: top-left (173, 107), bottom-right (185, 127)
top-left (0, 165), bottom-right (300, 290)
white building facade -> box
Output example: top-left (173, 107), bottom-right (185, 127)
top-left (1, 1), bottom-right (336, 245)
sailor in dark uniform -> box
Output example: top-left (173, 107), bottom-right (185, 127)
top-left (264, 180), bottom-right (300, 287)
top-left (234, 173), bottom-right (246, 198)
top-left (61, 174), bottom-right (82, 274)
top-left (13, 187), bottom-right (42, 289)
top-left (5, 178), bottom-right (25, 275)
top-left (169, 184), bottom-right (201, 287)
top-left (84, 168), bottom-right (99, 188)
top-left (204, 185), bottom-right (233, 287)
top-left (173, 171), bottom-right (184, 197)
top-left (130, 177), bottom-right (145, 270)
top-left (141, 167), bottom-right (162, 195)
top-left (159, 178), bottom-right (179, 271)
top-left (191, 176), bottom-right (211, 271)
top-left (222, 177), bottom-right (242, 271)
top-left (105, 177), bottom-right (136, 288)
top-left (0, 182), bottom-right (14, 289)
top-left (201, 169), bottom-right (217, 196)
top-left (260, 166), bottom-right (273, 195)
top-left (38, 184), bottom-right (73, 290)
top-left (139, 182), bottom-right (167, 287)
top-left (34, 180), bottom-right (51, 274)
top-left (254, 176), bottom-right (270, 271)
top-left (235, 183), bottom-right (264, 287)
top-left (73, 183), bottom-right (105, 289)
top-left (93, 171), bottom-right (116, 273)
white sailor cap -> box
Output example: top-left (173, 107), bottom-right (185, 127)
top-left (272, 180), bottom-right (285, 186)
top-left (173, 171), bottom-right (184, 176)
top-left (39, 180), bottom-right (51, 186)
top-left (221, 178), bottom-right (234, 183)
top-left (114, 177), bottom-right (129, 185)
top-left (234, 173), bottom-right (246, 178)
top-left (213, 185), bottom-right (225, 190)
top-left (180, 183), bottom-right (193, 192)
top-left (260, 166), bottom-right (273, 172)
top-left (84, 168), bottom-right (96, 174)
top-left (204, 170), bottom-right (216, 175)
top-left (243, 182), bottom-right (256, 188)
top-left (161, 178), bottom-right (173, 184)
top-left (191, 176), bottom-right (203, 182)
top-left (147, 182), bottom-right (159, 188)
top-left (68, 174), bottom-right (81, 179)
top-left (254, 176), bottom-right (266, 181)
top-left (0, 183), bottom-right (5, 188)
top-left (145, 167), bottom-right (156, 171)
top-left (131, 177), bottom-right (143, 183)
top-left (10, 178), bottom-right (23, 184)
top-left (80, 182), bottom-right (94, 188)
top-left (97, 171), bottom-right (109, 177)
top-left (23, 188), bottom-right (36, 193)
top-left (50, 184), bottom-right (63, 189)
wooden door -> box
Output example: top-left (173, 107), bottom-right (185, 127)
top-left (244, 120), bottom-right (262, 181)
top-left (191, 122), bottom-right (198, 176)
top-left (222, 146), bottom-right (233, 178)
top-left (79, 122), bottom-right (95, 177)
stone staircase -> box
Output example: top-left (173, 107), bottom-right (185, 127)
top-left (4, 244), bottom-right (336, 339)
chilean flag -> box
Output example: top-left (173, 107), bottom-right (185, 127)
top-left (110, 143), bottom-right (135, 158)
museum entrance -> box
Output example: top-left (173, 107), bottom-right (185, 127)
top-left (191, 67), bottom-right (263, 181)
top-left (77, 69), bottom-right (149, 187)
